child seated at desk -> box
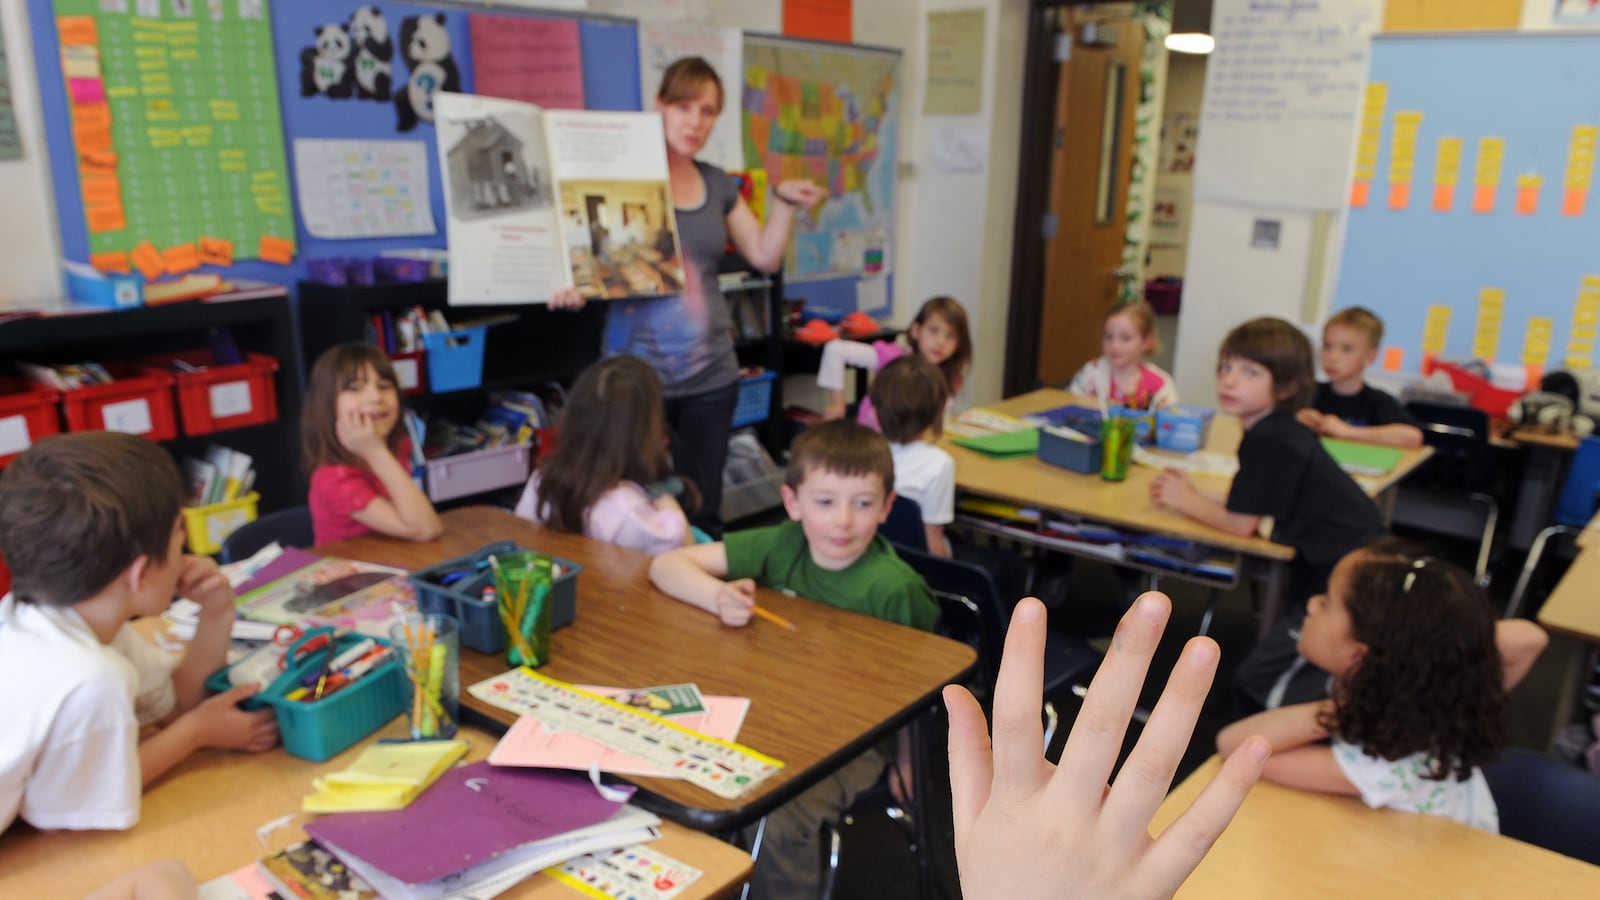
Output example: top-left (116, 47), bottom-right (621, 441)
top-left (649, 419), bottom-right (936, 900)
top-left (0, 433), bottom-right (278, 834)
top-left (870, 355), bottom-right (956, 556)
top-left (1296, 306), bottom-right (1424, 449)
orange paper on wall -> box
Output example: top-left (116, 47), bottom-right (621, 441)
top-left (1563, 189), bottom-right (1587, 217)
top-left (80, 175), bottom-right (122, 206)
top-left (258, 236), bottom-right (294, 265)
top-left (1432, 183), bottom-right (1454, 212)
top-left (783, 0), bottom-right (852, 43)
top-left (162, 244), bottom-right (200, 274)
top-left (1383, 347), bottom-right (1404, 371)
top-left (1525, 364), bottom-right (1544, 389)
top-left (57, 16), bottom-right (98, 46)
top-left (71, 102), bottom-right (111, 130)
top-left (72, 124), bottom-right (112, 152)
top-left (80, 149), bottom-right (118, 171)
top-left (198, 237), bottom-right (234, 267)
top-left (1349, 180), bottom-right (1371, 208)
top-left (1472, 185), bottom-right (1495, 213)
top-left (91, 251), bottom-right (130, 274)
top-left (1515, 187), bottom-right (1539, 215)
top-left (85, 205), bottom-right (126, 233)
top-left (1387, 182), bottom-right (1412, 210)
top-left (130, 241), bottom-right (166, 280)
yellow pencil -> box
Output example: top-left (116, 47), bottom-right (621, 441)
top-left (751, 604), bottom-right (797, 631)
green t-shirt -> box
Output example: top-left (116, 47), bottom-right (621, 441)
top-left (723, 520), bottom-right (937, 632)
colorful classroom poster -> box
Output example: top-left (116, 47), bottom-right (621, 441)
top-left (637, 20), bottom-right (742, 171)
top-left (924, 8), bottom-right (985, 115)
top-left (52, 0), bottom-right (293, 269)
top-left (0, 16), bottom-right (21, 159)
top-left (1554, 0), bottom-right (1600, 25)
top-left (783, 0), bottom-right (852, 44)
top-left (1383, 0), bottom-right (1522, 31)
top-left (742, 35), bottom-right (898, 287)
top-left (1350, 83), bottom-right (1386, 209)
top-left (291, 138), bottom-right (435, 239)
top-left (468, 13), bottom-right (584, 111)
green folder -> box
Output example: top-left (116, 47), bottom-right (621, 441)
top-left (952, 428), bottom-right (1041, 459)
top-left (1320, 438), bottom-right (1405, 477)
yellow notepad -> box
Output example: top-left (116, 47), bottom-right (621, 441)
top-left (302, 740), bottom-right (468, 813)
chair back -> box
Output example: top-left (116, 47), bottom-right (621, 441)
top-left (219, 505), bottom-right (314, 563)
top-left (1405, 400), bottom-right (1493, 488)
top-left (879, 495), bottom-right (928, 552)
top-left (1555, 435), bottom-right (1600, 527)
top-left (1484, 747), bottom-right (1600, 866)
top-left (891, 543), bottom-right (1009, 691)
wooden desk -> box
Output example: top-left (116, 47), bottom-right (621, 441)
top-left (1503, 425), bottom-right (1582, 550)
top-left (1536, 543), bottom-right (1600, 746)
top-left (1576, 508), bottom-right (1600, 551)
top-left (1151, 756), bottom-right (1600, 897)
top-left (320, 507), bottom-right (978, 832)
top-left (0, 723), bottom-right (751, 899)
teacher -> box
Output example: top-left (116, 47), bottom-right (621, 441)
top-left (553, 57), bottom-right (822, 537)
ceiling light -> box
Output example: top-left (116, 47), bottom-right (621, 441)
top-left (1164, 33), bottom-right (1215, 55)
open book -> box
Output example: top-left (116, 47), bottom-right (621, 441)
top-left (434, 92), bottom-right (684, 305)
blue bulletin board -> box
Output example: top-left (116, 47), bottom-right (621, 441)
top-left (1334, 33), bottom-right (1600, 380)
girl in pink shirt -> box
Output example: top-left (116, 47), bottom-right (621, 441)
top-left (1066, 301), bottom-right (1179, 411)
top-left (303, 344), bottom-right (441, 545)
top-left (515, 357), bottom-right (696, 555)
top-left (817, 295), bottom-right (973, 431)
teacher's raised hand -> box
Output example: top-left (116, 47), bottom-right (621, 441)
top-left (773, 179), bottom-right (827, 211)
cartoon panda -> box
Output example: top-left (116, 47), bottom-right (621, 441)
top-left (347, 5), bottom-right (393, 101)
top-left (299, 23), bottom-right (354, 99)
top-left (395, 13), bottom-right (461, 132)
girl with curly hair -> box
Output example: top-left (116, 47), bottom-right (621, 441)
top-left (1216, 538), bottom-right (1531, 832)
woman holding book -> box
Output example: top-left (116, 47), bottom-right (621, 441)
top-left (551, 57), bottom-right (822, 537)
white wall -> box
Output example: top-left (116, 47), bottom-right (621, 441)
top-left (1146, 51), bottom-right (1204, 279)
top-left (0, 0), bottom-right (65, 309)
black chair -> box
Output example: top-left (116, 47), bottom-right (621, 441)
top-left (1392, 401), bottom-right (1500, 584)
top-left (878, 494), bottom-right (928, 552)
top-left (219, 505), bottom-right (314, 563)
top-left (1484, 748), bottom-right (1600, 866)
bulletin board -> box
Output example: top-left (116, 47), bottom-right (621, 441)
top-left (1332, 33), bottom-right (1600, 378)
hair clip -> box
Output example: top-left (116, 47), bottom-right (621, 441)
top-left (1402, 557), bottom-right (1429, 594)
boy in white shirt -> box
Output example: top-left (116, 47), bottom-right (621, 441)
top-left (0, 433), bottom-right (278, 834)
top-left (869, 355), bottom-right (956, 556)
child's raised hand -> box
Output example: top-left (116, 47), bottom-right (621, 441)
top-left (175, 555), bottom-right (233, 616)
top-left (714, 578), bottom-right (756, 627)
top-left (186, 683), bottom-right (279, 753)
top-left (945, 594), bottom-right (1268, 900)
top-left (336, 406), bottom-right (389, 461)
top-left (1149, 468), bottom-right (1192, 510)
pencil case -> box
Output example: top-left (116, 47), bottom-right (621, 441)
top-left (207, 629), bottom-right (407, 762)
top-left (407, 541), bottom-right (583, 654)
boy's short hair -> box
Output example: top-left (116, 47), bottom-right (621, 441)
top-left (1219, 317), bottom-right (1316, 412)
top-left (1326, 306), bottom-right (1384, 348)
top-left (785, 420), bottom-right (895, 496)
top-left (869, 356), bottom-right (948, 444)
top-left (0, 432), bottom-right (184, 607)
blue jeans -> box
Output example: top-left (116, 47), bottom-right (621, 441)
top-left (665, 381), bottom-right (740, 539)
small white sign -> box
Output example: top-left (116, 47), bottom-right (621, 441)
top-left (393, 358), bottom-right (421, 392)
top-left (0, 415), bottom-right (32, 457)
top-left (209, 381), bottom-right (253, 418)
top-left (102, 398), bottom-right (154, 435)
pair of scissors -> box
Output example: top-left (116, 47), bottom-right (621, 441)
top-left (272, 624), bottom-right (337, 671)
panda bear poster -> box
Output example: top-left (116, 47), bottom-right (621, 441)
top-left (434, 92), bottom-right (684, 306)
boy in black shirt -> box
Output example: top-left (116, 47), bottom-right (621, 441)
top-left (1297, 306), bottom-right (1423, 449)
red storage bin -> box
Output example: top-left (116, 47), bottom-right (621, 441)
top-left (140, 351), bottom-right (279, 436)
top-left (388, 349), bottom-right (427, 395)
top-left (60, 363), bottom-right (178, 441)
top-left (1423, 359), bottom-right (1520, 419)
top-left (0, 377), bottom-right (62, 468)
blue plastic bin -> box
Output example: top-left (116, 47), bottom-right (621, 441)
top-left (1155, 405), bottom-right (1216, 453)
top-left (731, 370), bottom-right (777, 428)
top-left (408, 541), bottom-right (582, 654)
top-left (421, 326), bottom-right (487, 393)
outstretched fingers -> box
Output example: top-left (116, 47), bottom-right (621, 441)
top-left (987, 597), bottom-right (1051, 796)
top-left (1142, 737), bottom-right (1269, 895)
top-left (944, 683), bottom-right (993, 850)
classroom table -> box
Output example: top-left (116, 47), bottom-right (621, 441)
top-left (1534, 539), bottom-right (1600, 745)
top-left (1503, 426), bottom-right (1582, 551)
top-left (942, 390), bottom-right (1432, 635)
top-left (319, 506), bottom-right (978, 835)
top-left (1151, 756), bottom-right (1600, 897)
top-left (0, 716), bottom-right (752, 898)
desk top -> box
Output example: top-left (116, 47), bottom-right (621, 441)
top-left (0, 722), bottom-right (751, 899)
top-left (1537, 541), bottom-right (1600, 642)
top-left (321, 507), bottom-right (978, 831)
top-left (1152, 756), bottom-right (1600, 897)
top-left (944, 390), bottom-right (1431, 560)
top-left (1505, 425), bottom-right (1583, 452)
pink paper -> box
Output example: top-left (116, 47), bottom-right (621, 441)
top-left (489, 695), bottom-right (751, 777)
top-left (68, 78), bottom-right (106, 105)
top-left (469, 14), bottom-right (585, 110)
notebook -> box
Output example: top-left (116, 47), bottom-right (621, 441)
top-left (951, 427), bottom-right (1040, 459)
top-left (1320, 437), bottom-right (1405, 477)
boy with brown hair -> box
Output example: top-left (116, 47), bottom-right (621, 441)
top-left (0, 433), bottom-right (278, 834)
top-left (870, 355), bottom-right (956, 556)
top-left (1297, 306), bottom-right (1424, 449)
top-left (649, 419), bottom-right (935, 899)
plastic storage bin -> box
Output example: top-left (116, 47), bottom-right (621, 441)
top-left (421, 326), bottom-right (488, 393)
top-left (182, 492), bottom-right (260, 556)
top-left (60, 363), bottom-right (178, 441)
top-left (206, 630), bottom-right (407, 762)
top-left (1038, 426), bottom-right (1104, 474)
top-left (140, 351), bottom-right (279, 436)
top-left (424, 442), bottom-right (532, 503)
top-left (1425, 359), bottom-right (1520, 419)
top-left (731, 370), bottom-right (777, 427)
top-left (0, 377), bottom-right (62, 468)
top-left (408, 541), bottom-right (583, 654)
top-left (1155, 405), bottom-right (1216, 453)
top-left (389, 349), bottom-right (428, 395)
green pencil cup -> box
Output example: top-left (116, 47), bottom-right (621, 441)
top-left (1100, 415), bottom-right (1137, 481)
top-left (493, 551), bottom-right (553, 668)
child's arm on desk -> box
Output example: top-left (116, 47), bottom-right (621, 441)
top-left (1150, 469), bottom-right (1261, 537)
top-left (1217, 701), bottom-right (1356, 795)
top-left (1312, 414), bottom-right (1425, 450)
top-left (648, 542), bottom-right (756, 627)
top-left (84, 859), bottom-right (198, 900)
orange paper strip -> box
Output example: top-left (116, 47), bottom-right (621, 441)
top-left (1515, 187), bottom-right (1539, 215)
top-left (783, 0), bottom-right (852, 43)
top-left (1388, 182), bottom-right (1412, 210)
top-left (1525, 365), bottom-right (1544, 390)
top-left (80, 176), bottom-right (122, 206)
top-left (130, 241), bottom-right (166, 280)
top-left (1383, 347), bottom-right (1404, 372)
top-left (1472, 185), bottom-right (1495, 213)
top-left (1432, 184), bottom-right (1454, 212)
top-left (91, 251), bottom-right (130, 274)
top-left (162, 243), bottom-right (200, 274)
top-left (57, 16), bottom-right (98, 46)
top-left (85, 205), bottom-right (126, 233)
top-left (80, 149), bottom-right (118, 171)
top-left (1563, 189), bottom-right (1587, 217)
top-left (72, 124), bottom-right (112, 152)
top-left (198, 236), bottom-right (234, 267)
top-left (1349, 180), bottom-right (1370, 208)
top-left (70, 102), bottom-right (111, 130)
top-left (1421, 351), bottom-right (1438, 374)
top-left (258, 235), bottom-right (294, 265)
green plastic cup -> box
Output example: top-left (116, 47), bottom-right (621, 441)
top-left (1100, 415), bottom-right (1136, 481)
top-left (492, 551), bottom-right (553, 668)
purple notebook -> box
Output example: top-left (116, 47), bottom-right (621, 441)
top-left (234, 546), bottom-right (324, 596)
top-left (303, 762), bottom-right (629, 885)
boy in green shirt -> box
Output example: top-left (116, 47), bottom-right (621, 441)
top-left (649, 419), bottom-right (936, 898)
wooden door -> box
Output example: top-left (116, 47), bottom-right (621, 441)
top-left (1036, 7), bottom-right (1144, 386)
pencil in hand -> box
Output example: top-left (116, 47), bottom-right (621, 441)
top-left (750, 603), bottom-right (797, 631)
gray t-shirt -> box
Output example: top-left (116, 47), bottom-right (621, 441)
top-left (602, 161), bottom-right (741, 397)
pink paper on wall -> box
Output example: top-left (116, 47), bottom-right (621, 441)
top-left (68, 78), bottom-right (106, 105)
top-left (469, 14), bottom-right (585, 110)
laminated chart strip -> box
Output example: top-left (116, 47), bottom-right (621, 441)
top-left (1473, 287), bottom-right (1505, 363)
top-left (1350, 83), bottom-right (1386, 209)
top-left (1523, 316), bottom-right (1553, 385)
top-left (1422, 305), bottom-right (1451, 368)
top-left (1387, 111), bottom-right (1422, 210)
top-left (1514, 173), bottom-right (1542, 215)
top-left (468, 667), bottom-right (783, 800)
top-left (549, 844), bottom-right (704, 900)
top-left (1472, 136), bottom-right (1504, 213)
top-left (1433, 136), bottom-right (1462, 212)
top-left (1565, 125), bottom-right (1597, 217)
top-left (1568, 276), bottom-right (1600, 371)
top-left (51, 0), bottom-right (293, 270)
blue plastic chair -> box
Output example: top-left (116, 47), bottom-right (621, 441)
top-left (219, 505), bottom-right (314, 563)
top-left (1506, 436), bottom-right (1600, 617)
top-left (878, 495), bottom-right (928, 553)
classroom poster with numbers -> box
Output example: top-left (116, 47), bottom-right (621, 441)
top-left (1333, 33), bottom-right (1600, 380)
top-left (51, 0), bottom-right (294, 275)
